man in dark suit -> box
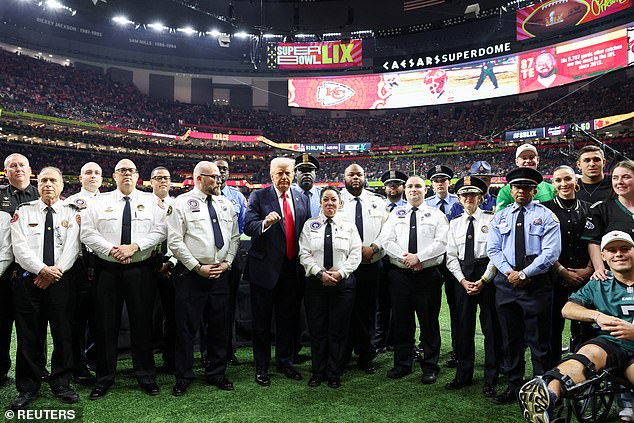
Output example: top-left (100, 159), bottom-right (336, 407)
top-left (244, 157), bottom-right (311, 386)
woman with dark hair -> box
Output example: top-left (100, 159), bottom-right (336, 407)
top-left (542, 165), bottom-right (592, 366)
top-left (299, 186), bottom-right (362, 389)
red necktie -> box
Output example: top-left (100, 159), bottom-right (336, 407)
top-left (282, 192), bottom-right (295, 260)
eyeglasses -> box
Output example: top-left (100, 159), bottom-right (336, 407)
top-left (151, 176), bottom-right (171, 182)
top-left (115, 168), bottom-right (138, 175)
top-left (200, 173), bottom-right (222, 181)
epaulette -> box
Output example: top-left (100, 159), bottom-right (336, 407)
top-left (454, 213), bottom-right (464, 219)
top-left (15, 200), bottom-right (38, 210)
top-left (590, 200), bottom-right (603, 209)
top-left (0, 184), bottom-right (8, 190)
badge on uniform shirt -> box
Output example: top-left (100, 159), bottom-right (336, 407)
top-left (104, 207), bottom-right (113, 213)
top-left (532, 218), bottom-right (542, 226)
top-left (310, 221), bottom-right (321, 231)
top-left (481, 225), bottom-right (488, 233)
top-left (396, 209), bottom-right (406, 217)
top-left (61, 219), bottom-right (69, 228)
top-left (166, 206), bottom-right (173, 216)
top-left (424, 212), bottom-right (431, 218)
top-left (75, 215), bottom-right (81, 225)
top-left (28, 223), bottom-right (38, 227)
top-left (137, 204), bottom-right (145, 212)
top-left (372, 203), bottom-right (377, 209)
top-left (188, 199), bottom-right (200, 212)
top-left (2, 202), bottom-right (10, 208)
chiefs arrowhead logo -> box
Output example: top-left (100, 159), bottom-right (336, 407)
top-left (316, 82), bottom-right (355, 107)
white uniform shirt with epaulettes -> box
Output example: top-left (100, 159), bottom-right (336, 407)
top-left (154, 194), bottom-right (178, 267)
top-left (11, 199), bottom-right (81, 275)
top-left (298, 212), bottom-right (362, 279)
top-left (445, 208), bottom-right (497, 283)
top-left (339, 188), bottom-right (388, 263)
top-left (379, 203), bottom-right (449, 269)
top-left (0, 211), bottom-right (13, 277)
top-left (80, 188), bottom-right (167, 263)
top-left (166, 187), bottom-right (239, 271)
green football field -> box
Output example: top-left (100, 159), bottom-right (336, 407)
top-left (0, 293), bottom-right (537, 423)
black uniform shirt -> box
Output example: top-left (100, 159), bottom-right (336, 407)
top-left (543, 197), bottom-right (591, 268)
top-left (581, 198), bottom-right (634, 245)
top-left (576, 178), bottom-right (612, 204)
top-left (0, 184), bottom-right (39, 215)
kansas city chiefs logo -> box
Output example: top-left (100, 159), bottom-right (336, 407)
top-left (316, 82), bottom-right (355, 106)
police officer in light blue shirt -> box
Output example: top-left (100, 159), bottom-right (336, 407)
top-left (291, 154), bottom-right (322, 218)
top-left (425, 165), bottom-right (459, 217)
top-left (448, 161), bottom-right (496, 220)
top-left (486, 167), bottom-right (561, 405)
top-left (381, 170), bottom-right (408, 213)
top-left (216, 160), bottom-right (247, 235)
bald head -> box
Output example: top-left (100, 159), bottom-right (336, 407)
top-left (194, 161), bottom-right (222, 196)
top-left (79, 162), bottom-right (102, 193)
top-left (113, 158), bottom-right (138, 195)
top-left (344, 164), bottom-right (365, 197)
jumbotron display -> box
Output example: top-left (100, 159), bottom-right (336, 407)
top-left (288, 25), bottom-right (631, 110)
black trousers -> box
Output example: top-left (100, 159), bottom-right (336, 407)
top-left (174, 267), bottom-right (229, 382)
top-left (157, 267), bottom-right (176, 369)
top-left (13, 271), bottom-right (74, 393)
top-left (390, 265), bottom-right (442, 373)
top-left (305, 275), bottom-right (356, 379)
top-left (347, 261), bottom-right (380, 364)
top-left (494, 272), bottom-right (552, 390)
top-left (92, 259), bottom-right (157, 388)
top-left (452, 263), bottom-right (501, 385)
top-left (69, 259), bottom-right (95, 373)
top-left (250, 258), bottom-right (301, 371)
top-left (439, 260), bottom-right (459, 353)
top-left (226, 249), bottom-right (244, 359)
top-left (0, 265), bottom-right (16, 377)
top-left (374, 256), bottom-right (393, 350)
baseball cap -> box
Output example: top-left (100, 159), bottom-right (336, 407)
top-left (601, 231), bottom-right (634, 251)
top-left (516, 143), bottom-right (538, 158)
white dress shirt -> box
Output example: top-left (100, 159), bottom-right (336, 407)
top-left (339, 188), bottom-right (388, 263)
top-left (80, 188), bottom-right (167, 263)
top-left (0, 211), bottom-right (13, 277)
top-left (167, 187), bottom-right (239, 271)
top-left (445, 207), bottom-right (497, 282)
top-left (380, 203), bottom-right (449, 269)
top-left (299, 212), bottom-right (362, 279)
top-left (11, 199), bottom-right (81, 274)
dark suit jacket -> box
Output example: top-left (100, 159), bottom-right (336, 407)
top-left (244, 186), bottom-right (310, 290)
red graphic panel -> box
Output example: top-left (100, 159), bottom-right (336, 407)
top-left (274, 40), bottom-right (362, 70)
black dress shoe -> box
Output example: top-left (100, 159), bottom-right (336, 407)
top-left (89, 386), bottom-right (109, 401)
top-left (413, 348), bottom-right (424, 362)
top-left (327, 378), bottom-right (341, 389)
top-left (41, 368), bottom-right (50, 382)
top-left (10, 392), bottom-right (38, 410)
top-left (72, 368), bottom-right (96, 386)
top-left (387, 367), bottom-right (412, 379)
top-left (445, 378), bottom-right (472, 390)
top-left (207, 376), bottom-right (234, 391)
top-left (482, 384), bottom-right (497, 398)
top-left (375, 347), bottom-right (387, 354)
top-left (140, 382), bottom-right (160, 396)
top-left (358, 361), bottom-right (377, 375)
top-left (278, 366), bottom-right (303, 381)
top-left (172, 381), bottom-right (190, 397)
top-left (308, 375), bottom-right (323, 388)
top-left (421, 371), bottom-right (439, 384)
top-left (255, 371), bottom-right (271, 386)
top-left (492, 387), bottom-right (517, 404)
top-left (227, 354), bottom-right (240, 366)
top-left (51, 385), bottom-right (79, 404)
top-left (445, 352), bottom-right (459, 368)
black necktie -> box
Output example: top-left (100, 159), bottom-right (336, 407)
top-left (408, 207), bottom-right (418, 254)
top-left (43, 206), bottom-right (54, 266)
top-left (207, 196), bottom-right (225, 249)
top-left (354, 197), bottom-right (364, 242)
top-left (439, 200), bottom-right (446, 215)
top-left (515, 207), bottom-right (526, 270)
top-left (324, 218), bottom-right (333, 270)
top-left (463, 216), bottom-right (475, 278)
top-left (160, 199), bottom-right (168, 254)
top-left (121, 196), bottom-right (132, 245)
top-left (388, 203), bottom-right (396, 212)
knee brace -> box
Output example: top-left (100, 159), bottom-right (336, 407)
top-left (562, 353), bottom-right (597, 379)
top-left (543, 368), bottom-right (576, 396)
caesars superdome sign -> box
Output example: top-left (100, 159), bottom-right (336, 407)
top-left (378, 42), bottom-right (513, 71)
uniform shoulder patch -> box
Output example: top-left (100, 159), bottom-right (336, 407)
top-left (75, 214), bottom-right (81, 226)
top-left (73, 198), bottom-right (87, 209)
top-left (166, 205), bottom-right (173, 216)
top-left (551, 213), bottom-right (559, 223)
top-left (10, 212), bottom-right (18, 223)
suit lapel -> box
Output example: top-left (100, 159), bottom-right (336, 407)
top-left (269, 186), bottom-right (285, 236)
top-left (291, 191), bottom-right (304, 236)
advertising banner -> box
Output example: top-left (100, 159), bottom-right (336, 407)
top-left (266, 40), bottom-right (362, 70)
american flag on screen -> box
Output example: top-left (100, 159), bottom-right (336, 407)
top-left (403, 0), bottom-right (445, 12)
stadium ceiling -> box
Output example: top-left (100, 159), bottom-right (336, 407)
top-left (61, 0), bottom-right (509, 34)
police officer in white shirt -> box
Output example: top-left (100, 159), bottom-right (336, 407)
top-left (381, 175), bottom-right (449, 384)
top-left (64, 162), bottom-right (102, 386)
top-left (340, 164), bottom-right (388, 374)
top-left (9, 167), bottom-right (81, 410)
top-left (80, 159), bottom-right (166, 400)
top-left (299, 186), bottom-right (362, 389)
top-left (167, 161), bottom-right (239, 396)
top-left (444, 176), bottom-right (501, 397)
top-left (0, 212), bottom-right (12, 279)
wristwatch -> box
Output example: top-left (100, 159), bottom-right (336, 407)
top-left (316, 270), bottom-right (325, 279)
top-left (370, 243), bottom-right (380, 254)
top-left (518, 271), bottom-right (527, 281)
top-left (193, 263), bottom-right (202, 273)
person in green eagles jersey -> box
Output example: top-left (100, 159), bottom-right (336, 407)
top-left (518, 230), bottom-right (634, 423)
top-left (495, 143), bottom-right (556, 212)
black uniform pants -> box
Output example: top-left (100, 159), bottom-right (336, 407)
top-left (452, 263), bottom-right (501, 385)
top-left (92, 259), bottom-right (156, 388)
top-left (250, 258), bottom-right (301, 371)
top-left (305, 275), bottom-right (355, 379)
top-left (347, 261), bottom-right (380, 365)
top-left (157, 266), bottom-right (176, 369)
top-left (69, 259), bottom-right (95, 373)
top-left (374, 256), bottom-right (393, 350)
top-left (0, 265), bottom-right (16, 377)
top-left (174, 267), bottom-right (229, 382)
top-left (390, 265), bottom-right (442, 373)
top-left (495, 272), bottom-right (552, 390)
top-left (13, 272), bottom-right (74, 393)
top-left (439, 259), bottom-right (459, 353)
top-left (226, 249), bottom-right (244, 359)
